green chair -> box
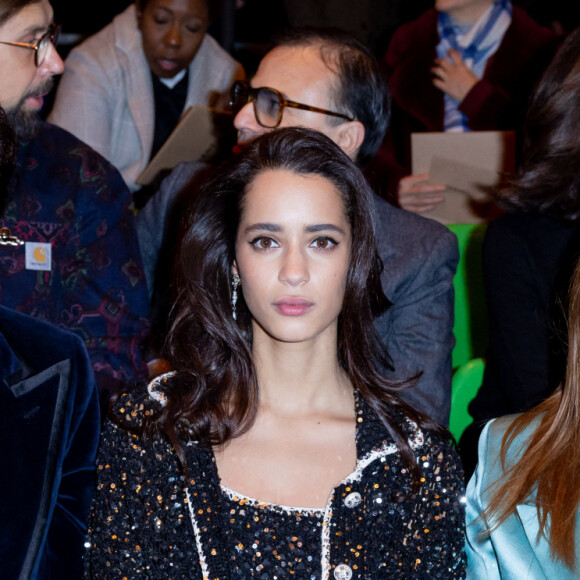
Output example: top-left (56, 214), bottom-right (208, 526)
top-left (447, 223), bottom-right (488, 439)
top-left (447, 223), bottom-right (489, 370)
top-left (449, 357), bottom-right (485, 441)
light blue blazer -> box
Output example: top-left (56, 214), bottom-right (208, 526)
top-left (465, 415), bottom-right (580, 579)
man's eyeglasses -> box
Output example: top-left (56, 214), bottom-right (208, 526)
top-left (0, 23), bottom-right (60, 67)
top-left (230, 80), bottom-right (354, 129)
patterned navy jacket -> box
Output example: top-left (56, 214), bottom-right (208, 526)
top-left (0, 122), bottom-right (150, 393)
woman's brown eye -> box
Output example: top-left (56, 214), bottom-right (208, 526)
top-left (250, 236), bottom-right (278, 250)
top-left (311, 237), bottom-right (337, 249)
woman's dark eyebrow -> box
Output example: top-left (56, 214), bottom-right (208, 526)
top-left (243, 223), bottom-right (281, 234)
top-left (243, 223), bottom-right (347, 235)
top-left (305, 224), bottom-right (347, 235)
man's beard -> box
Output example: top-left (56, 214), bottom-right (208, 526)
top-left (5, 78), bottom-right (54, 141)
top-left (6, 105), bottom-right (39, 141)
top-left (0, 78), bottom-right (53, 214)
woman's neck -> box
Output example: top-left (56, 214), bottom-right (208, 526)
top-left (445, 0), bottom-right (494, 25)
top-left (251, 325), bottom-right (352, 416)
top-left (216, 323), bottom-right (357, 508)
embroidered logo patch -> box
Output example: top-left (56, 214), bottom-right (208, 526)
top-left (25, 242), bottom-right (51, 271)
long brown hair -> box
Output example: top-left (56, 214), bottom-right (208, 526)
top-left (137, 128), bottom-right (443, 495)
top-left (486, 256), bottom-right (580, 567)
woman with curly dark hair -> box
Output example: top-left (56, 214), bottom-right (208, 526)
top-left (84, 127), bottom-right (466, 579)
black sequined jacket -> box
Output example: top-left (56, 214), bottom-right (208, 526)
top-left (84, 388), bottom-right (466, 579)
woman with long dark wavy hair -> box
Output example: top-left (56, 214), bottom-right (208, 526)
top-left (83, 127), bottom-right (466, 579)
top-left (466, 255), bottom-right (580, 577)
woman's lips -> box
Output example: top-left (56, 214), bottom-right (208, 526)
top-left (156, 58), bottom-right (180, 73)
top-left (273, 298), bottom-right (314, 316)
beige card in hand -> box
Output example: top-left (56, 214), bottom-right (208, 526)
top-left (137, 105), bottom-right (231, 187)
top-left (411, 131), bottom-right (516, 224)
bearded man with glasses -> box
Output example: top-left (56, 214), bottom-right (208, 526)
top-left (0, 2), bottom-right (61, 136)
top-left (0, 0), bottom-right (150, 396)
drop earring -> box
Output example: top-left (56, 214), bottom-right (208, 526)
top-left (231, 273), bottom-right (240, 320)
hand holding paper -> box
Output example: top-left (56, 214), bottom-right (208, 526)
top-left (398, 173), bottom-right (446, 213)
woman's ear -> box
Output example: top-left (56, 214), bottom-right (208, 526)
top-left (232, 261), bottom-right (239, 278)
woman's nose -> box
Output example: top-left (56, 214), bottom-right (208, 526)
top-left (165, 24), bottom-right (182, 48)
top-left (279, 247), bottom-right (309, 286)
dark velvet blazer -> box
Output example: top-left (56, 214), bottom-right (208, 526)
top-left (369, 6), bottom-right (559, 196)
top-left (0, 306), bottom-right (100, 580)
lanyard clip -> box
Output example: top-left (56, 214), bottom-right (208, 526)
top-left (0, 227), bottom-right (24, 247)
